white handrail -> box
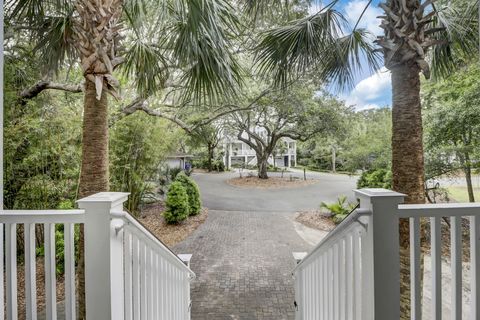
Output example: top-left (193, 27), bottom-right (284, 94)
top-left (0, 209), bottom-right (85, 223)
top-left (398, 202), bottom-right (480, 218)
top-left (294, 208), bottom-right (371, 270)
top-left (115, 210), bottom-right (195, 277)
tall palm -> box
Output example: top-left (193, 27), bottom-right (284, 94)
top-left (254, 0), bottom-right (478, 317)
top-left (7, 0), bottom-right (241, 317)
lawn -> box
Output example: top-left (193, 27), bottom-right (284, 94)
top-left (446, 186), bottom-right (480, 202)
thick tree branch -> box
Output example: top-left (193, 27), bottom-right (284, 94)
top-left (19, 80), bottom-right (83, 104)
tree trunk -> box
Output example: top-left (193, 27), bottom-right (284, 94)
top-left (77, 79), bottom-right (110, 319)
top-left (207, 144), bottom-right (214, 172)
top-left (332, 146), bottom-right (336, 173)
top-left (391, 64), bottom-right (426, 320)
top-left (257, 154), bottom-right (269, 179)
top-left (461, 152), bottom-right (475, 202)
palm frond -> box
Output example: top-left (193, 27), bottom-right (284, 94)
top-left (5, 0), bottom-right (46, 21)
top-left (255, 8), bottom-right (381, 89)
top-left (166, 0), bottom-right (243, 102)
top-left (34, 10), bottom-right (77, 74)
top-left (429, 1), bottom-right (479, 79)
top-left (121, 40), bottom-right (170, 97)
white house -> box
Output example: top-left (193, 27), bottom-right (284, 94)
top-left (222, 128), bottom-right (297, 169)
top-left (165, 152), bottom-right (193, 170)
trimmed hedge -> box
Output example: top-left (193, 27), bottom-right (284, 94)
top-left (164, 181), bottom-right (189, 223)
top-left (175, 172), bottom-right (202, 215)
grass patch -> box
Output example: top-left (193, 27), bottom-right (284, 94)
top-left (446, 186), bottom-right (480, 202)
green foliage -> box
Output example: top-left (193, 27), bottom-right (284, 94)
top-left (320, 195), bottom-right (357, 224)
top-left (36, 224), bottom-right (80, 275)
top-left (4, 52), bottom-right (82, 210)
top-left (298, 108), bottom-right (392, 173)
top-left (357, 169), bottom-right (392, 189)
top-left (423, 61), bottom-right (480, 180)
top-left (164, 181), bottom-right (190, 223)
top-left (175, 172), bottom-right (202, 215)
top-left (110, 113), bottom-right (182, 215)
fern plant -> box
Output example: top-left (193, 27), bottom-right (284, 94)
top-left (320, 195), bottom-right (357, 224)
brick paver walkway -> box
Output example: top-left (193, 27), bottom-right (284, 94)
top-left (174, 210), bottom-right (312, 320)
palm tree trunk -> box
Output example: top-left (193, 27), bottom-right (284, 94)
top-left (77, 79), bottom-right (110, 319)
top-left (391, 64), bottom-right (426, 319)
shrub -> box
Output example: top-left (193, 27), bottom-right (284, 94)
top-left (175, 172), bottom-right (202, 215)
top-left (320, 195), bottom-right (357, 224)
top-left (164, 182), bottom-right (189, 223)
top-left (168, 167), bottom-right (183, 181)
top-left (357, 169), bottom-right (392, 189)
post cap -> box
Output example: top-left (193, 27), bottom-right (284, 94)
top-left (354, 188), bottom-right (406, 198)
top-left (77, 192), bottom-right (130, 207)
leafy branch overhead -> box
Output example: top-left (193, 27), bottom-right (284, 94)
top-left (7, 0), bottom-right (243, 102)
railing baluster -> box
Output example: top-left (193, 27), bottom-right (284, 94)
top-left (410, 216), bottom-right (421, 320)
top-left (146, 246), bottom-right (153, 320)
top-left (353, 232), bottom-right (361, 319)
top-left (153, 252), bottom-right (159, 320)
top-left (346, 234), bottom-right (353, 320)
top-left (315, 258), bottom-right (320, 319)
top-left (140, 241), bottom-right (147, 319)
top-left (328, 248), bottom-right (333, 319)
top-left (44, 223), bottom-right (57, 320)
top-left (6, 223), bottom-right (18, 320)
top-left (431, 217), bottom-right (442, 320)
top-left (124, 230), bottom-right (133, 320)
top-left (450, 216), bottom-right (462, 320)
top-left (64, 223), bottom-right (75, 320)
top-left (0, 224), bottom-right (4, 320)
top-left (471, 215), bottom-right (480, 319)
top-left (161, 258), bottom-right (166, 320)
top-left (132, 235), bottom-right (141, 320)
top-left (333, 244), bottom-right (339, 320)
top-left (24, 223), bottom-right (37, 320)
top-left (339, 239), bottom-right (345, 320)
top-left (323, 256), bottom-right (327, 320)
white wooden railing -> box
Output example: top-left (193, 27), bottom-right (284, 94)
top-left (293, 188), bottom-right (480, 320)
top-left (0, 192), bottom-right (194, 320)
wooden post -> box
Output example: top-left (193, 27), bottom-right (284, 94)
top-left (77, 192), bottom-right (129, 320)
top-left (354, 188), bottom-right (405, 320)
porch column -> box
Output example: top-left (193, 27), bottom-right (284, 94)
top-left (354, 188), bottom-right (405, 319)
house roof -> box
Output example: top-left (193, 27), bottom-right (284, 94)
top-left (167, 152), bottom-right (193, 159)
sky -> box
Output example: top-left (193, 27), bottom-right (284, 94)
top-left (310, 0), bottom-right (392, 110)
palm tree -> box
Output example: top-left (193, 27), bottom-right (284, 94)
top-left (7, 0), bottom-right (241, 317)
top-left (254, 0), bottom-right (478, 317)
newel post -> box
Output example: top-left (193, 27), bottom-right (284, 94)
top-left (354, 188), bottom-right (405, 320)
top-left (77, 192), bottom-right (130, 320)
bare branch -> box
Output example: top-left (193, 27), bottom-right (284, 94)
top-left (19, 80), bottom-right (83, 104)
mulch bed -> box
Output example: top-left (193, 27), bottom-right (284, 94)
top-left (227, 176), bottom-right (318, 189)
top-left (137, 202), bottom-right (208, 247)
top-left (295, 210), bottom-right (336, 232)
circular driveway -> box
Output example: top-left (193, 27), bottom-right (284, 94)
top-left (191, 170), bottom-right (358, 212)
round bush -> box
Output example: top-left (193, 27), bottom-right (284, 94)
top-left (175, 172), bottom-right (202, 215)
top-left (164, 181), bottom-right (189, 223)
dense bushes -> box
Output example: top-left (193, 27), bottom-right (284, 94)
top-left (164, 181), bottom-right (190, 223)
top-left (357, 169), bottom-right (392, 189)
top-left (192, 158), bottom-right (225, 172)
top-left (175, 172), bottom-right (202, 215)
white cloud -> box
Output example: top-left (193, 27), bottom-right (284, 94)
top-left (308, 0), bottom-right (323, 15)
top-left (344, 0), bottom-right (383, 36)
top-left (342, 67), bottom-right (391, 110)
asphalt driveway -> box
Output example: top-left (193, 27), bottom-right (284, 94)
top-left (191, 170), bottom-right (358, 212)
